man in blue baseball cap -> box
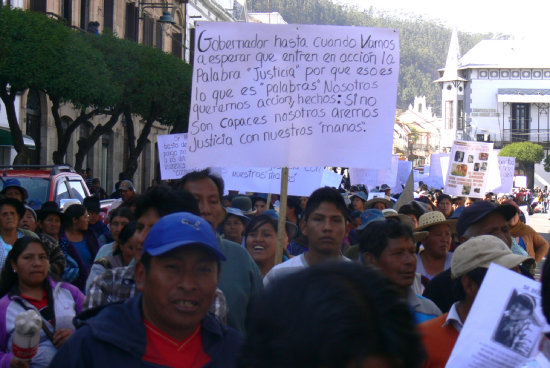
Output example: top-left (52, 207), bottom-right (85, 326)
top-left (50, 212), bottom-right (242, 367)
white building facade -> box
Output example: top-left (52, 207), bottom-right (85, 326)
top-left (438, 34), bottom-right (550, 150)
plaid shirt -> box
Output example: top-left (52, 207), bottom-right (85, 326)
top-left (84, 264), bottom-right (228, 323)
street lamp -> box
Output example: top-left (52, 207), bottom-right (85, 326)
top-left (138, 1), bottom-right (180, 32)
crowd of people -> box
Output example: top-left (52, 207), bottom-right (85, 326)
top-left (0, 170), bottom-right (550, 367)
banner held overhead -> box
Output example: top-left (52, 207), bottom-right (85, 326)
top-left (186, 22), bottom-right (400, 169)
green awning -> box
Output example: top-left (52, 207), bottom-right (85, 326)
top-left (0, 126), bottom-right (36, 149)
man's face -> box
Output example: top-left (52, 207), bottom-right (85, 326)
top-left (466, 212), bottom-right (512, 247)
top-left (222, 215), bottom-right (245, 243)
top-left (436, 199), bottom-right (452, 217)
top-left (135, 246), bottom-right (219, 340)
top-left (373, 202), bottom-right (386, 211)
top-left (184, 178), bottom-right (224, 229)
top-left (302, 202), bottom-right (346, 256)
top-left (120, 189), bottom-right (134, 202)
top-left (351, 197), bottom-right (365, 211)
top-left (254, 200), bottom-right (267, 215)
top-left (88, 211), bottom-right (100, 225)
top-left (110, 215), bottom-right (130, 242)
top-left (367, 236), bottom-right (416, 289)
top-left (4, 188), bottom-right (23, 202)
top-left (40, 214), bottom-right (61, 238)
top-left (135, 208), bottom-right (160, 261)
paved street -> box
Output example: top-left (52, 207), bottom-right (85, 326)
top-left (529, 213), bottom-right (550, 243)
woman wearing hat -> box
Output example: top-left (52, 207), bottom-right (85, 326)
top-left (350, 192), bottom-right (368, 213)
top-left (0, 178), bottom-right (28, 203)
top-left (0, 198), bottom-right (38, 271)
top-left (222, 208), bottom-right (250, 245)
top-left (366, 196), bottom-right (394, 211)
top-left (245, 214), bottom-right (295, 277)
top-left (415, 211), bottom-right (457, 284)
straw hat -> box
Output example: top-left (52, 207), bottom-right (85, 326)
top-left (383, 211), bottom-right (429, 242)
top-left (416, 211), bottom-right (457, 232)
top-left (366, 196), bottom-right (393, 209)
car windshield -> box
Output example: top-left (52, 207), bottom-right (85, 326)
top-left (0, 177), bottom-right (49, 210)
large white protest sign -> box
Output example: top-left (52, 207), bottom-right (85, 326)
top-left (321, 170), bottom-right (343, 189)
top-left (221, 167), bottom-right (334, 196)
top-left (487, 156), bottom-right (515, 194)
top-left (444, 140), bottom-right (494, 198)
top-left (447, 264), bottom-right (548, 367)
top-left (186, 22), bottom-right (400, 169)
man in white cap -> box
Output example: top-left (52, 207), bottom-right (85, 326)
top-left (418, 235), bottom-right (533, 368)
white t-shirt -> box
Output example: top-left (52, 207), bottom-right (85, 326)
top-left (263, 253), bottom-right (350, 287)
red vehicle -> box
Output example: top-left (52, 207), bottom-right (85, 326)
top-left (0, 165), bottom-right (90, 210)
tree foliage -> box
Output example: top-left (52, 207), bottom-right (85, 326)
top-left (498, 142), bottom-right (544, 165)
top-left (249, 0), bottom-right (492, 114)
top-left (0, 8), bottom-right (192, 173)
top-left (499, 142), bottom-right (543, 188)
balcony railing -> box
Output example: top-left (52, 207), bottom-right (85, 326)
top-left (502, 129), bottom-right (550, 144)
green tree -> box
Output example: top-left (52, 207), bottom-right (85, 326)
top-left (0, 8), bottom-right (67, 163)
top-left (499, 142), bottom-right (544, 188)
top-left (47, 30), bottom-right (114, 165)
top-left (120, 43), bottom-right (192, 180)
top-left (0, 8), bottom-right (114, 165)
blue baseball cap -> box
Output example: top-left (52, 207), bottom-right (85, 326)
top-left (144, 212), bottom-right (226, 260)
top-left (357, 209), bottom-right (385, 230)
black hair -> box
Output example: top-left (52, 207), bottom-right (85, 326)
top-left (238, 262), bottom-right (425, 368)
top-left (0, 236), bottom-right (49, 297)
top-left (436, 194), bottom-right (452, 204)
top-left (245, 214), bottom-right (278, 238)
top-left (62, 204), bottom-right (87, 229)
top-left (109, 206), bottom-right (134, 224)
top-left (415, 196), bottom-right (435, 210)
top-left (398, 201), bottom-right (425, 220)
top-left (287, 196), bottom-right (302, 217)
top-left (0, 198), bottom-right (25, 220)
top-left (452, 267), bottom-right (488, 302)
top-left (114, 221), bottom-right (136, 256)
top-left (252, 196), bottom-right (267, 206)
top-left (178, 169), bottom-right (224, 202)
top-left (359, 220), bottom-right (414, 259)
top-left (303, 187), bottom-right (347, 222)
top-left (134, 186), bottom-right (199, 220)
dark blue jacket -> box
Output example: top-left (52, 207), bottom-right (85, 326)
top-left (49, 294), bottom-right (243, 367)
